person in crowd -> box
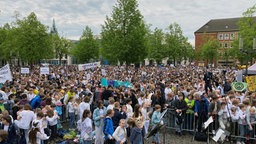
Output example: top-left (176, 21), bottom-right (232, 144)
top-left (218, 102), bottom-right (230, 130)
top-left (103, 109), bottom-right (115, 144)
top-left (19, 94), bottom-right (29, 106)
top-left (46, 109), bottom-right (59, 142)
top-left (14, 104), bottom-right (34, 144)
top-left (151, 104), bottom-right (162, 143)
top-left (67, 97), bottom-right (76, 129)
top-left (130, 116), bottom-right (144, 144)
top-left (184, 94), bottom-right (194, 131)
top-left (78, 96), bottom-right (91, 120)
top-left (113, 119), bottom-right (127, 144)
top-left (194, 92), bottom-right (210, 132)
top-left (112, 102), bottom-right (127, 129)
top-left (126, 98), bottom-right (133, 119)
top-left (173, 92), bottom-right (187, 136)
top-left (107, 97), bottom-right (115, 111)
top-left (141, 102), bottom-right (150, 135)
top-left (28, 121), bottom-right (49, 144)
top-left (30, 92), bottom-right (44, 109)
top-left (77, 109), bottom-right (93, 144)
top-left (246, 107), bottom-right (256, 144)
top-left (0, 115), bottom-right (17, 144)
top-left (237, 104), bottom-right (247, 144)
top-left (0, 130), bottom-right (8, 144)
top-left (93, 100), bottom-right (106, 144)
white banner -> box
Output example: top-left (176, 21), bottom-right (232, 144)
top-left (21, 68), bottom-right (29, 74)
top-left (78, 62), bottom-right (101, 71)
top-left (0, 64), bottom-right (12, 83)
top-left (40, 67), bottom-right (49, 75)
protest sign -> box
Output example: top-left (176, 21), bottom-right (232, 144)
top-left (0, 64), bottom-right (12, 83)
top-left (101, 69), bottom-right (106, 76)
top-left (40, 67), bottom-right (49, 75)
top-left (21, 68), bottom-right (29, 74)
top-left (78, 62), bottom-right (101, 71)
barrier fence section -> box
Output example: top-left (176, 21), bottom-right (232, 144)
top-left (164, 110), bottom-right (256, 143)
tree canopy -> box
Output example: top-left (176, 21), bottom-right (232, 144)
top-left (71, 26), bottom-right (99, 63)
top-left (101, 0), bottom-right (147, 65)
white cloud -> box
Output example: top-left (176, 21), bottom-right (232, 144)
top-left (0, 0), bottom-right (255, 42)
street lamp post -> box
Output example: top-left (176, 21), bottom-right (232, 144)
top-left (239, 37), bottom-right (256, 76)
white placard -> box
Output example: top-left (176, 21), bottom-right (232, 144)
top-left (40, 67), bottom-right (49, 75)
top-left (21, 68), bottom-right (29, 74)
top-left (101, 69), bottom-right (106, 76)
top-left (204, 116), bottom-right (213, 129)
top-left (86, 73), bottom-right (91, 80)
top-left (78, 62), bottom-right (101, 71)
top-left (212, 128), bottom-right (225, 142)
top-left (0, 64), bottom-right (12, 83)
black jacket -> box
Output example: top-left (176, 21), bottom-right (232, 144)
top-left (173, 99), bottom-right (188, 114)
top-left (0, 122), bottom-right (17, 144)
top-left (112, 109), bottom-right (127, 128)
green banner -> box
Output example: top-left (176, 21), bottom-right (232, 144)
top-left (232, 82), bottom-right (247, 92)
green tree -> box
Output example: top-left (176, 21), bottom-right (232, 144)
top-left (165, 23), bottom-right (188, 65)
top-left (72, 26), bottom-right (99, 63)
top-left (15, 12), bottom-right (53, 66)
top-left (230, 5), bottom-right (256, 64)
top-left (101, 0), bottom-right (147, 65)
top-left (52, 35), bottom-right (70, 65)
top-left (147, 27), bottom-right (166, 64)
top-left (198, 36), bottom-right (219, 64)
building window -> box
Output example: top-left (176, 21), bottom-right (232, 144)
top-left (224, 43), bottom-right (228, 48)
top-left (224, 34), bottom-right (229, 40)
top-left (218, 34), bottom-right (223, 40)
top-left (230, 33), bottom-right (234, 40)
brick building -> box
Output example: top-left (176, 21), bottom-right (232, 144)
top-left (194, 17), bottom-right (240, 67)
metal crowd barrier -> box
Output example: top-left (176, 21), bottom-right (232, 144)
top-left (163, 111), bottom-right (256, 143)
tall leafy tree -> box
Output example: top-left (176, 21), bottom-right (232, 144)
top-left (52, 35), bottom-right (70, 65)
top-left (72, 26), bottom-right (99, 63)
top-left (198, 36), bottom-right (219, 64)
top-left (230, 5), bottom-right (256, 64)
top-left (165, 23), bottom-right (187, 65)
top-left (15, 12), bottom-right (53, 65)
top-left (147, 28), bottom-right (166, 64)
top-left (101, 0), bottom-right (147, 65)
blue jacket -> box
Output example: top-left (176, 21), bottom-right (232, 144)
top-left (151, 111), bottom-right (161, 125)
top-left (194, 96), bottom-right (209, 115)
top-left (130, 127), bottom-right (144, 144)
top-left (103, 117), bottom-right (114, 140)
top-left (30, 95), bottom-right (42, 109)
top-left (93, 107), bottom-right (106, 127)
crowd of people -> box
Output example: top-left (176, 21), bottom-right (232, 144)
top-left (0, 64), bottom-right (253, 144)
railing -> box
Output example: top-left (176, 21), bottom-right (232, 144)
top-left (163, 111), bottom-right (256, 143)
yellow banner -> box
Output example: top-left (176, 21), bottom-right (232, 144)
top-left (246, 76), bottom-right (256, 92)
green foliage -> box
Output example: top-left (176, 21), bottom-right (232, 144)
top-left (101, 0), bottom-right (147, 65)
top-left (16, 12), bottom-right (53, 64)
top-left (230, 4), bottom-right (256, 64)
top-left (71, 26), bottom-right (99, 63)
top-left (147, 27), bottom-right (166, 64)
top-left (198, 36), bottom-right (219, 64)
top-left (52, 35), bottom-right (70, 65)
top-left (165, 23), bottom-right (193, 65)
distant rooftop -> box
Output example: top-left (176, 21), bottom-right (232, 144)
top-left (195, 17), bottom-right (256, 33)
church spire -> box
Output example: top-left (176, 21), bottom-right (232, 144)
top-left (50, 19), bottom-right (58, 35)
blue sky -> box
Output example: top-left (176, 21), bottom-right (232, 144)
top-left (0, 0), bottom-right (255, 46)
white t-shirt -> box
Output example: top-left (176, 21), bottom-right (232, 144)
top-left (68, 102), bottom-right (75, 113)
top-left (15, 110), bottom-right (35, 129)
top-left (107, 104), bottom-right (114, 111)
top-left (78, 102), bottom-right (90, 119)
